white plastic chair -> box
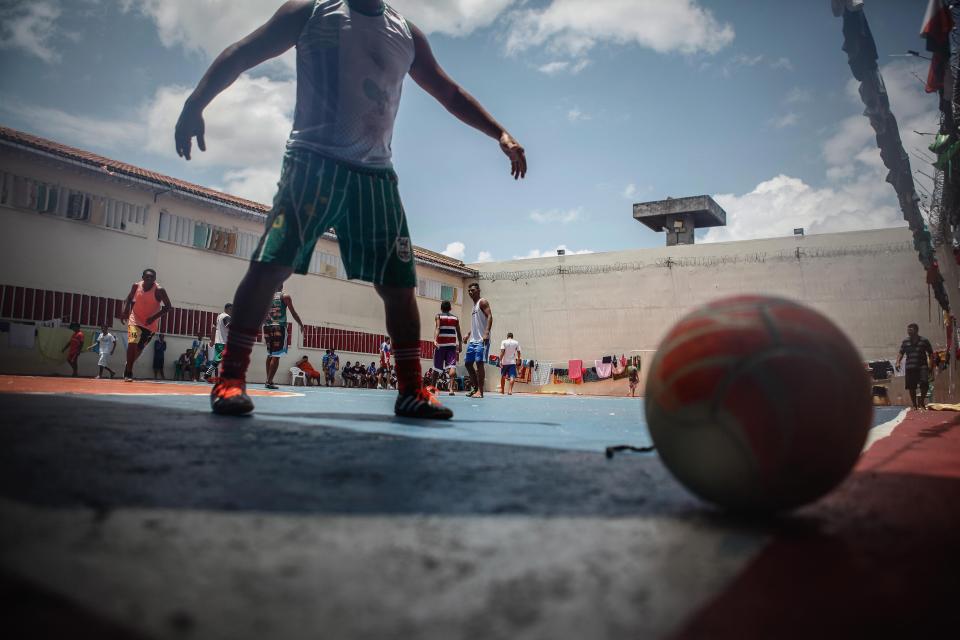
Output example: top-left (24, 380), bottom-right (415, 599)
top-left (289, 367), bottom-right (307, 387)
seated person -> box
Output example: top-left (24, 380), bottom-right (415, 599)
top-left (176, 350), bottom-right (194, 381)
top-left (377, 365), bottom-right (390, 389)
top-left (367, 362), bottom-right (378, 388)
top-left (294, 355), bottom-right (323, 385)
top-left (342, 361), bottom-right (355, 387)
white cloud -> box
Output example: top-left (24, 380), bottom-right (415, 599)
top-left (1, 100), bottom-right (145, 150)
top-left (218, 167), bottom-right (281, 204)
top-left (730, 53), bottom-right (764, 67)
top-left (0, 1), bottom-right (62, 63)
top-left (391, 0), bottom-right (515, 36)
top-left (505, 0), bottom-right (734, 58)
top-left (476, 251), bottom-right (494, 263)
top-left (785, 87), bottom-right (812, 104)
top-left (703, 61), bottom-right (937, 244)
top-left (702, 174), bottom-right (902, 243)
top-left (119, 0), bottom-right (295, 69)
top-left (538, 60), bottom-right (570, 75)
top-left (514, 244), bottom-right (594, 259)
top-left (441, 241), bottom-right (466, 261)
top-left (623, 183), bottom-right (639, 200)
top-left (529, 208), bottom-right (583, 224)
top-left (769, 113), bottom-right (799, 129)
top-left (143, 75), bottom-right (296, 170)
top-left (567, 107), bottom-right (591, 123)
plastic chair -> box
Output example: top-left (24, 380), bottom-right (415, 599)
top-left (290, 367), bottom-right (307, 387)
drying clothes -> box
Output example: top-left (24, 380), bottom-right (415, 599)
top-left (595, 361), bottom-right (613, 379)
top-left (8, 323), bottom-right (35, 349)
top-left (620, 355), bottom-right (627, 367)
top-left (922, 0), bottom-right (953, 94)
top-left (568, 360), bottom-right (583, 381)
top-left (37, 327), bottom-right (74, 363)
top-left (601, 355), bottom-right (612, 364)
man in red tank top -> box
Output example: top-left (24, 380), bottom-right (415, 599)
top-left (120, 268), bottom-right (173, 381)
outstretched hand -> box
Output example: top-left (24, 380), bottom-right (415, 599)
top-left (499, 132), bottom-right (527, 180)
top-left (175, 103), bottom-right (206, 161)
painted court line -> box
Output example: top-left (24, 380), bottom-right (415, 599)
top-left (862, 407), bottom-right (909, 452)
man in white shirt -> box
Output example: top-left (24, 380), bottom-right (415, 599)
top-left (205, 303), bottom-right (232, 382)
top-left (499, 332), bottom-right (522, 396)
top-left (92, 324), bottom-right (117, 379)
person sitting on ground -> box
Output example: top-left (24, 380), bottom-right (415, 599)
top-left (342, 361), bottom-right (355, 387)
top-left (389, 366), bottom-right (398, 390)
top-left (367, 361), bottom-right (378, 388)
top-left (294, 355), bottom-right (323, 386)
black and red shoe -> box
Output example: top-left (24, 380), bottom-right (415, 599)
top-left (210, 378), bottom-right (254, 416)
top-left (394, 388), bottom-right (453, 420)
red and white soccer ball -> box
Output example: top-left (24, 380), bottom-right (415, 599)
top-left (645, 296), bottom-right (873, 512)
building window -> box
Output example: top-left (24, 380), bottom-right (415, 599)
top-left (102, 198), bottom-right (148, 235)
top-left (158, 210), bottom-right (259, 259)
top-left (308, 250), bottom-right (348, 280)
top-left (416, 278), bottom-right (458, 302)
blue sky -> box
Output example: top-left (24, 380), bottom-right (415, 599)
top-left (0, 0), bottom-right (941, 262)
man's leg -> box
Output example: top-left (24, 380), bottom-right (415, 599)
top-left (475, 363), bottom-right (486, 397)
top-left (213, 263), bottom-right (292, 414)
top-left (465, 362), bottom-right (478, 393)
top-left (508, 375), bottom-right (516, 395)
top-left (376, 285), bottom-right (451, 419)
top-left (919, 381), bottom-right (929, 409)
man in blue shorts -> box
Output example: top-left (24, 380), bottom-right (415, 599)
top-left (498, 332), bottom-right (522, 396)
top-left (463, 283), bottom-right (493, 398)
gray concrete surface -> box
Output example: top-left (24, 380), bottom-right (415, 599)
top-left (0, 390), bottom-right (903, 639)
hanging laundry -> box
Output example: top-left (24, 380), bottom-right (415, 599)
top-left (601, 355), bottom-right (612, 364)
top-left (620, 354), bottom-right (627, 367)
top-left (8, 323), bottom-right (35, 349)
top-left (568, 360), bottom-right (583, 381)
top-left (37, 327), bottom-right (74, 362)
top-left (922, 0), bottom-right (954, 94)
top-left (595, 360), bottom-right (613, 379)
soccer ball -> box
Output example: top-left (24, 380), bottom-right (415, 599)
top-left (644, 295), bottom-right (872, 512)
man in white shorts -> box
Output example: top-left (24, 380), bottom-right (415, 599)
top-left (92, 324), bottom-right (117, 379)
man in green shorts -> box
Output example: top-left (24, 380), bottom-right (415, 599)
top-left (175, 0), bottom-right (527, 419)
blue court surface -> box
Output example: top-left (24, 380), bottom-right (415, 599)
top-left (93, 384), bottom-right (902, 453)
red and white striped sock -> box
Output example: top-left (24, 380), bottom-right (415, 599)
top-left (393, 343), bottom-right (422, 395)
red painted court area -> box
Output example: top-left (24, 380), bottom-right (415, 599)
top-left (0, 375), bottom-right (297, 397)
top-left (677, 408), bottom-right (960, 638)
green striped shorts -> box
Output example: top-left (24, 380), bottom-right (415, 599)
top-left (252, 149), bottom-right (417, 288)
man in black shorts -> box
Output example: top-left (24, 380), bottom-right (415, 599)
top-left (896, 323), bottom-right (934, 409)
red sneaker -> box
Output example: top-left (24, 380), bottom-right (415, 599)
top-left (210, 378), bottom-right (254, 416)
top-left (394, 388), bottom-right (453, 420)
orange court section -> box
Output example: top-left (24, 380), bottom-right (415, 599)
top-left (0, 375), bottom-right (300, 397)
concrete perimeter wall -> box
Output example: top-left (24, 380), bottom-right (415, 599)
top-left (466, 227), bottom-right (958, 403)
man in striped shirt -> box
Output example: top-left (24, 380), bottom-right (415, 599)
top-left (434, 300), bottom-right (462, 396)
top-left (896, 323), bottom-right (934, 409)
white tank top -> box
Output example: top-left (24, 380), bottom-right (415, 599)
top-left (287, 0), bottom-right (415, 168)
top-left (470, 300), bottom-right (487, 344)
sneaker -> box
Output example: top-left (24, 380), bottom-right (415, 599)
top-left (264, 382), bottom-right (279, 390)
top-left (395, 389), bottom-right (453, 420)
top-left (94, 376), bottom-right (102, 380)
top-left (211, 378), bottom-right (254, 416)
top-left (123, 376), bottom-right (133, 383)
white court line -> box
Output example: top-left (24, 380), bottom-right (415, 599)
top-left (863, 408), bottom-right (909, 452)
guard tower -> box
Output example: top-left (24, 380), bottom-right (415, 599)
top-left (633, 195), bottom-right (727, 246)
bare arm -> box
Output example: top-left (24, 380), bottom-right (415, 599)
top-left (408, 22), bottom-right (527, 180)
top-left (147, 287), bottom-right (173, 325)
top-left (480, 299), bottom-right (493, 341)
top-left (434, 315), bottom-right (440, 345)
top-left (284, 295), bottom-right (304, 328)
top-left (175, 0), bottom-right (313, 159)
top-left (456, 322), bottom-right (463, 351)
top-left (121, 284), bottom-right (138, 323)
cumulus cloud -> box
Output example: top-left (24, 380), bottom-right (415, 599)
top-left (143, 75), bottom-right (295, 166)
top-left (391, 0), bottom-right (515, 36)
top-left (1, 100), bottom-right (145, 150)
top-left (476, 251), bottom-right (494, 263)
top-left (0, 1), bottom-right (62, 63)
top-left (529, 208), bottom-right (583, 224)
top-left (567, 107), bottom-right (591, 123)
top-left (515, 244), bottom-right (594, 259)
top-left (623, 183), bottom-right (639, 200)
top-left (119, 0), bottom-right (295, 69)
top-left (703, 61), bottom-right (937, 243)
top-left (441, 241), bottom-right (466, 261)
top-left (505, 0), bottom-right (734, 59)
top-left (785, 87), bottom-right (812, 104)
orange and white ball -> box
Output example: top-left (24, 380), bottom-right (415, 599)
top-left (644, 296), bottom-right (872, 512)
